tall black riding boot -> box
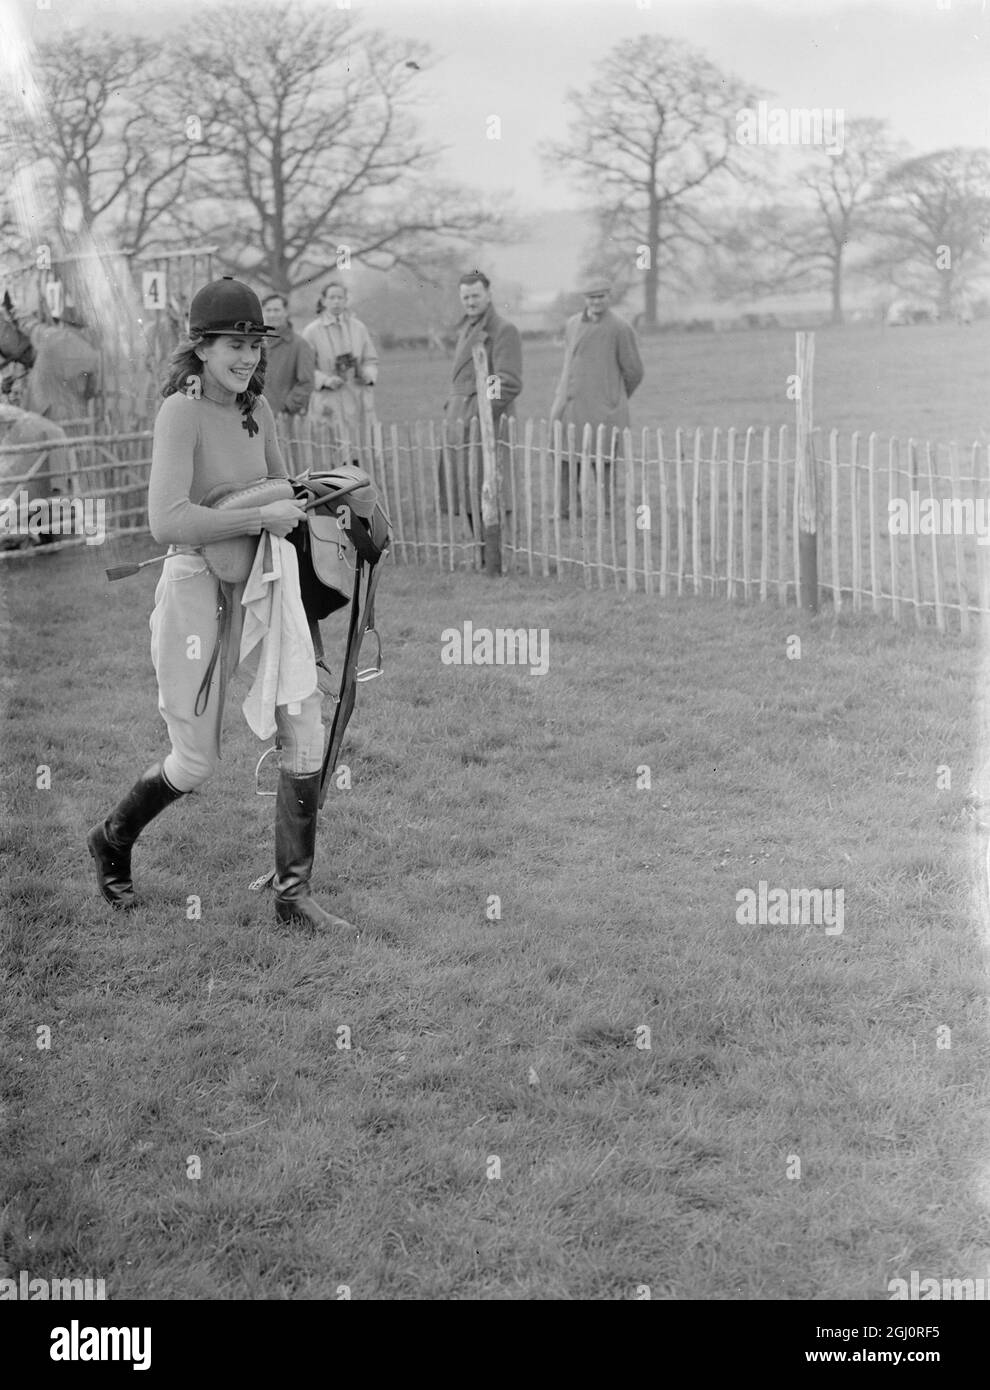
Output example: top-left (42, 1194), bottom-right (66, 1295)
top-left (87, 763), bottom-right (184, 909)
top-left (273, 769), bottom-right (359, 935)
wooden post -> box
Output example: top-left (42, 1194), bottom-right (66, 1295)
top-left (829, 429), bottom-right (841, 614)
top-left (467, 417), bottom-right (482, 570)
top-left (867, 432), bottom-right (880, 615)
top-left (948, 441), bottom-right (969, 636)
top-left (552, 420), bottom-right (565, 580)
top-left (389, 423), bottom-right (405, 564)
top-left (926, 441), bottom-right (946, 633)
top-left (709, 427), bottom-right (720, 597)
top-left (453, 416), bottom-right (471, 559)
top-left (428, 419), bottom-right (443, 569)
top-left (580, 423), bottom-right (592, 589)
top-left (507, 415), bottom-right (519, 569)
top-left (567, 421), bottom-right (578, 526)
top-left (794, 331), bottom-right (818, 611)
top-left (976, 445), bottom-right (989, 622)
top-left (741, 426), bottom-right (753, 602)
top-left (760, 427), bottom-right (770, 603)
top-left (776, 426), bottom-right (787, 606)
top-left (726, 426), bottom-right (736, 601)
top-left (439, 420), bottom-right (456, 571)
top-left (523, 418), bottom-right (534, 578)
top-left (692, 428), bottom-right (702, 595)
top-left (850, 432), bottom-right (862, 612)
top-left (409, 422), bottom-right (423, 561)
top-left (625, 427), bottom-right (637, 593)
top-left (371, 423), bottom-right (393, 565)
top-left (472, 341), bottom-right (501, 576)
top-left (640, 428), bottom-right (653, 596)
top-left (675, 427), bottom-right (686, 596)
top-left (888, 437), bottom-right (900, 624)
top-left (595, 423), bottom-right (606, 590)
top-left (658, 429), bottom-right (669, 598)
top-left (548, 420), bottom-right (560, 582)
top-left (907, 439), bottom-right (922, 628)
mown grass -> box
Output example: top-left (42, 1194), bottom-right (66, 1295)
top-left (1, 541), bottom-right (988, 1300)
top-left (374, 320), bottom-right (990, 445)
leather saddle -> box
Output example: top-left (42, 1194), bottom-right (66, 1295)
top-left (198, 476), bottom-right (296, 582)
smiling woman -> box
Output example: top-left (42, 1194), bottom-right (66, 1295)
top-left (86, 276), bottom-right (359, 938)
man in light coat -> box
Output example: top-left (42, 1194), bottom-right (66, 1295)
top-left (550, 278), bottom-right (644, 517)
top-left (441, 270), bottom-right (522, 531)
top-left (303, 280), bottom-right (379, 469)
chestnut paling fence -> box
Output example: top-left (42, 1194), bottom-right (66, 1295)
top-left (2, 415), bottom-right (989, 636)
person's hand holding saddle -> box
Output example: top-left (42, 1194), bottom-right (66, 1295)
top-left (258, 497), bottom-right (307, 537)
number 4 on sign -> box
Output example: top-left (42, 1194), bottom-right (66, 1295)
top-left (142, 271), bottom-right (166, 310)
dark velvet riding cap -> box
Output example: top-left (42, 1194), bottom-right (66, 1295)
top-left (188, 277), bottom-right (279, 337)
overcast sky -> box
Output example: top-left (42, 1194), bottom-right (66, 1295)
top-left (366, 0), bottom-right (990, 209)
top-left (15, 0), bottom-right (990, 214)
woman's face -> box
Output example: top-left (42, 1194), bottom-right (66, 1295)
top-left (196, 334), bottom-right (264, 395)
top-left (323, 287), bottom-right (347, 316)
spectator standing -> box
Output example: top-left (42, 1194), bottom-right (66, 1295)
top-left (261, 293), bottom-right (315, 471)
top-left (549, 277), bottom-right (643, 516)
top-left (302, 280), bottom-right (379, 469)
top-left (441, 270), bottom-right (522, 531)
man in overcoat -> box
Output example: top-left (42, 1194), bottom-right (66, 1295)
top-left (262, 292), bottom-right (315, 469)
top-left (550, 278), bottom-right (643, 516)
top-left (441, 271), bottom-right (522, 531)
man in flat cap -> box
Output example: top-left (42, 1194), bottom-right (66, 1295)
top-left (549, 278), bottom-right (643, 517)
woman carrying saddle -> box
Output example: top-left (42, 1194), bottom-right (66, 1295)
top-left (87, 276), bottom-right (358, 937)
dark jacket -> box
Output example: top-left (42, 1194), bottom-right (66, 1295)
top-left (262, 324), bottom-right (315, 416)
top-left (445, 303), bottom-right (522, 424)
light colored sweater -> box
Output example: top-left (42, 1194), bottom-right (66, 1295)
top-left (148, 390), bottom-right (287, 546)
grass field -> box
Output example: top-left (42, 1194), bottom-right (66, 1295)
top-left (374, 320), bottom-right (990, 446)
top-left (2, 536), bottom-right (989, 1299)
top-left (352, 322), bottom-right (990, 635)
top-left (2, 319), bottom-right (989, 1303)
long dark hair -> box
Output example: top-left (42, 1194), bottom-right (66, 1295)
top-left (162, 333), bottom-right (266, 431)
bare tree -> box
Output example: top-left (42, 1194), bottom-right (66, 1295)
top-left (868, 147), bottom-right (990, 317)
top-left (543, 35), bottom-right (758, 327)
top-left (166, 1), bottom-right (512, 294)
top-left (0, 30), bottom-right (195, 255)
top-left (707, 119), bottom-right (907, 322)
